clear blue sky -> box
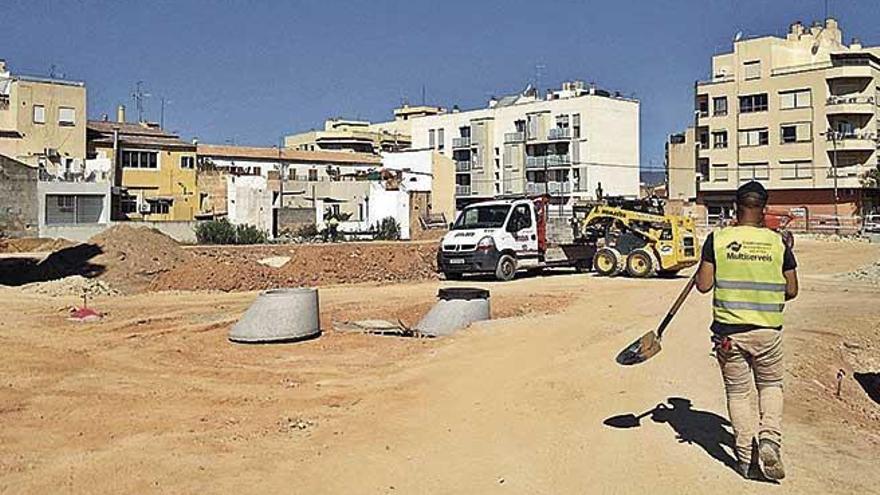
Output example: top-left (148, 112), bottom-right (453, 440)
top-left (4, 0), bottom-right (879, 176)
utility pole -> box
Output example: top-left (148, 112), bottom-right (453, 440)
top-left (277, 136), bottom-right (285, 238)
top-left (823, 128), bottom-right (841, 233)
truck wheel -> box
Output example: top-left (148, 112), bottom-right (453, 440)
top-left (626, 249), bottom-right (657, 278)
top-left (444, 272), bottom-right (462, 280)
top-left (495, 254), bottom-right (517, 281)
top-left (593, 247), bottom-right (623, 276)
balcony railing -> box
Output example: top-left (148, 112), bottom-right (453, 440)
top-left (504, 131), bottom-right (525, 143)
top-left (526, 155), bottom-right (572, 169)
top-left (548, 127), bottom-right (571, 140)
top-left (827, 131), bottom-right (878, 142)
top-left (455, 185), bottom-right (472, 196)
top-left (455, 160), bottom-right (472, 173)
top-left (526, 182), bottom-right (572, 195)
top-left (827, 95), bottom-right (876, 106)
top-left (452, 137), bottom-right (471, 148)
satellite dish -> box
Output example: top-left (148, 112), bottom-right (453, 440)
top-left (734, 31), bottom-right (743, 42)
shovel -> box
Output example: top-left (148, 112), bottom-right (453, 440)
top-left (616, 274), bottom-right (697, 366)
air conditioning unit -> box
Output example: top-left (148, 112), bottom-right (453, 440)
top-left (139, 202), bottom-right (151, 214)
top-left (44, 148), bottom-right (60, 159)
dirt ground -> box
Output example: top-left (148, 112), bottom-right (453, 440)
top-left (1, 238), bottom-right (879, 494)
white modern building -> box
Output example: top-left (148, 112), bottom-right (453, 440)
top-left (410, 81), bottom-right (640, 208)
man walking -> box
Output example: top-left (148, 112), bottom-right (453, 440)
top-left (695, 181), bottom-right (798, 481)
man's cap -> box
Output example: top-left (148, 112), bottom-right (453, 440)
top-left (736, 180), bottom-right (768, 205)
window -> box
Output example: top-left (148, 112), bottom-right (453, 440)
top-left (180, 156), bottom-right (195, 169)
top-left (437, 128), bottom-right (445, 151)
top-left (696, 96), bottom-right (709, 117)
top-left (781, 160), bottom-right (813, 179)
top-left (509, 204), bottom-right (532, 231)
top-left (121, 195), bottom-right (138, 214)
top-left (779, 89), bottom-right (811, 110)
top-left (572, 113), bottom-right (581, 138)
top-left (712, 130), bottom-right (728, 149)
top-left (33, 105), bottom-right (46, 124)
top-left (148, 199), bottom-right (172, 215)
top-left (712, 163), bottom-right (729, 182)
top-left (743, 61), bottom-right (761, 80)
top-left (739, 163), bottom-right (770, 182)
top-left (428, 129), bottom-right (435, 149)
top-left (739, 93), bottom-right (768, 113)
top-left (738, 128), bottom-right (769, 147)
top-left (122, 150), bottom-right (159, 169)
top-left (45, 194), bottom-right (103, 224)
top-left (780, 122), bottom-right (811, 144)
top-left (308, 169), bottom-right (318, 181)
top-left (58, 107), bottom-right (76, 126)
top-left (713, 97), bottom-right (728, 116)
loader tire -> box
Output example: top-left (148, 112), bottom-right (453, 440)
top-left (495, 254), bottom-right (517, 282)
top-left (626, 248), bottom-right (658, 278)
top-left (593, 247), bottom-right (624, 277)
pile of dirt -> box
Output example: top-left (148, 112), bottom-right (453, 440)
top-left (845, 260), bottom-right (880, 285)
top-left (0, 237), bottom-right (75, 253)
top-left (19, 275), bottom-right (119, 297)
top-left (150, 242), bottom-right (438, 292)
top-left (88, 225), bottom-right (192, 294)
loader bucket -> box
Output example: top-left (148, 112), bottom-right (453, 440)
top-left (616, 330), bottom-right (662, 366)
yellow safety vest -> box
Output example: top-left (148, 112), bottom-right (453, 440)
top-left (713, 226), bottom-right (786, 328)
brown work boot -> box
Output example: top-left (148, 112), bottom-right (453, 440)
top-left (758, 438), bottom-right (785, 480)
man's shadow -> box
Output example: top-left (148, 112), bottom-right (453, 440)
top-left (604, 397), bottom-right (738, 473)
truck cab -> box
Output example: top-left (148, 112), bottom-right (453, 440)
top-left (437, 197), bottom-right (594, 281)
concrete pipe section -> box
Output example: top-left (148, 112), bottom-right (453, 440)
top-left (229, 287), bottom-right (321, 343)
top-left (415, 287), bottom-right (490, 337)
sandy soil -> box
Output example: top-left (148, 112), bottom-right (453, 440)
top-left (1, 238), bottom-right (879, 494)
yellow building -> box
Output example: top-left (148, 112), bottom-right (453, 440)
top-left (87, 107), bottom-right (198, 221)
top-left (0, 59), bottom-right (87, 172)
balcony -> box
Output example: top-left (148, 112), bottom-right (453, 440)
top-left (526, 182), bottom-right (572, 195)
top-left (455, 185), bottom-right (472, 196)
top-left (504, 131), bottom-right (525, 143)
top-left (452, 137), bottom-right (471, 149)
top-left (825, 65), bottom-right (873, 80)
top-left (826, 95), bottom-right (877, 115)
top-left (455, 160), bottom-right (472, 173)
top-left (826, 132), bottom-right (879, 152)
top-left (548, 127), bottom-right (571, 140)
top-left (526, 155), bottom-right (572, 169)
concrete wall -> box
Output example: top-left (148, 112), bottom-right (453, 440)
top-left (40, 220), bottom-right (199, 244)
top-left (0, 155), bottom-right (38, 237)
top-left (227, 175), bottom-right (273, 233)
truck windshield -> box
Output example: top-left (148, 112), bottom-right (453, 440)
top-left (453, 205), bottom-right (511, 230)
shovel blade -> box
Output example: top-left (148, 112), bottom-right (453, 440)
top-left (616, 331), bottom-right (662, 366)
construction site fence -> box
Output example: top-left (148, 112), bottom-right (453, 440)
top-left (697, 214), bottom-right (866, 235)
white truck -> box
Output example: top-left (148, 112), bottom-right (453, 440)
top-left (437, 196), bottom-right (596, 281)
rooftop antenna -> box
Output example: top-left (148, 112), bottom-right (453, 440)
top-left (824, 0), bottom-right (829, 20)
top-left (132, 81), bottom-right (151, 123)
top-left (421, 84), bottom-right (426, 105)
top-left (534, 63), bottom-right (546, 92)
top-left (160, 96), bottom-right (172, 129)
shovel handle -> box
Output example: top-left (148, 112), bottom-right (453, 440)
top-left (655, 274), bottom-right (697, 340)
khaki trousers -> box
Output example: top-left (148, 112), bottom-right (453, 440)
top-left (715, 328), bottom-right (784, 464)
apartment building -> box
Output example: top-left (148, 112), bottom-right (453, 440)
top-left (0, 59), bottom-right (87, 172)
top-left (668, 19), bottom-right (880, 221)
top-left (87, 107), bottom-right (199, 222)
top-left (284, 104), bottom-right (444, 154)
top-left (409, 81), bottom-right (640, 209)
